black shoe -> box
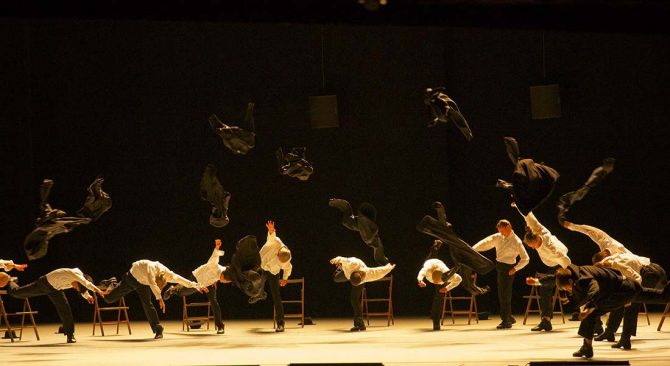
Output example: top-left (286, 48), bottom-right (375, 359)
top-left (509, 317), bottom-right (517, 325)
top-left (573, 344), bottom-right (593, 358)
top-left (594, 331), bottom-right (615, 342)
top-left (97, 277), bottom-right (117, 291)
top-left (496, 322), bottom-right (512, 329)
top-left (216, 324), bottom-right (225, 334)
top-left (433, 320), bottom-right (441, 331)
top-left (350, 323), bottom-right (367, 332)
top-left (276, 322), bottom-right (285, 333)
top-left (162, 285), bottom-right (176, 301)
top-left (2, 330), bottom-right (17, 339)
top-left (531, 319), bottom-right (552, 331)
top-left (189, 321), bottom-right (202, 329)
top-left (611, 337), bottom-right (631, 350)
top-left (66, 334), bottom-right (76, 344)
top-left (154, 325), bottom-right (164, 339)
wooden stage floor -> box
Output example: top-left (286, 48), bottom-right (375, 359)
top-left (2, 314), bottom-right (670, 365)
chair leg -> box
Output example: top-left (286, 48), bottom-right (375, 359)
top-left (658, 303), bottom-right (670, 331)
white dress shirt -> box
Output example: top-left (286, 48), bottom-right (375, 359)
top-left (1, 259), bottom-right (15, 271)
top-left (417, 258), bottom-right (462, 291)
top-left (600, 252), bottom-right (651, 284)
top-left (331, 256), bottom-right (394, 284)
top-left (260, 232), bottom-right (293, 280)
top-left (130, 260), bottom-right (200, 300)
top-left (192, 249), bottom-right (226, 286)
top-left (525, 212), bottom-right (571, 268)
top-left (46, 268), bottom-right (101, 300)
top-left (565, 223), bottom-right (631, 255)
top-left (472, 231), bottom-right (530, 272)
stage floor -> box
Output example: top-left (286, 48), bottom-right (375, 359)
top-left (2, 314), bottom-right (670, 365)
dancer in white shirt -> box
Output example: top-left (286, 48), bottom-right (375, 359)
top-left (163, 239), bottom-right (230, 334)
top-left (590, 247), bottom-right (667, 348)
top-left (517, 204), bottom-right (570, 332)
top-left (259, 220), bottom-right (293, 332)
top-left (330, 256), bottom-right (395, 331)
top-left (103, 260), bottom-right (206, 339)
top-left (473, 219), bottom-right (529, 329)
top-left (417, 240), bottom-right (462, 330)
top-left (1, 268), bottom-right (105, 343)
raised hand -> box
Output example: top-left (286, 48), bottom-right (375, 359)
top-left (266, 220), bottom-right (276, 234)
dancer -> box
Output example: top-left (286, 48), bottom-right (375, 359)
top-left (200, 164), bottom-right (231, 228)
top-left (23, 177), bottom-right (112, 260)
top-left (163, 239), bottom-right (229, 334)
top-left (591, 249), bottom-right (667, 349)
top-left (102, 260), bottom-right (206, 339)
top-left (329, 199), bottom-right (389, 265)
top-left (276, 147), bottom-right (314, 181)
top-left (417, 240), bottom-right (462, 330)
top-left (415, 202), bottom-right (494, 296)
top-left (0, 268), bottom-right (105, 343)
top-left (472, 219), bottom-right (529, 329)
top-left (330, 256), bottom-right (395, 331)
top-left (208, 102), bottom-right (256, 155)
top-left (517, 204), bottom-right (570, 332)
top-left (0, 259), bottom-right (27, 272)
top-left (258, 220), bottom-right (293, 332)
top-left (564, 221), bottom-right (631, 256)
top-left (497, 137), bottom-right (560, 216)
top-left (423, 87), bottom-right (474, 142)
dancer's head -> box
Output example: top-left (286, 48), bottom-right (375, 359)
top-left (523, 227), bottom-right (542, 249)
top-left (431, 271), bottom-right (444, 285)
top-left (592, 249), bottom-right (612, 265)
top-left (277, 246), bottom-right (292, 263)
top-left (555, 268), bottom-right (574, 293)
top-left (219, 266), bottom-right (232, 284)
top-left (350, 271), bottom-right (365, 286)
top-left (0, 272), bottom-right (9, 288)
top-left (155, 271), bottom-right (168, 291)
top-left (496, 219), bottom-right (512, 236)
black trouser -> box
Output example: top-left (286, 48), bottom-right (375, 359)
top-left (333, 267), bottom-right (365, 325)
top-left (351, 284), bottom-right (365, 326)
top-left (171, 276), bottom-right (224, 330)
top-left (104, 272), bottom-right (161, 333)
top-left (367, 236), bottom-right (389, 266)
top-left (606, 263), bottom-right (667, 338)
top-left (496, 262), bottom-right (515, 323)
top-left (538, 266), bottom-right (560, 319)
top-left (578, 280), bottom-right (639, 340)
top-left (430, 284), bottom-right (444, 321)
top-left (9, 276), bottom-right (75, 336)
top-left (265, 272), bottom-right (284, 324)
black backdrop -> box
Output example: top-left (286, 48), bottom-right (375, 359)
top-left (1, 17), bottom-right (669, 324)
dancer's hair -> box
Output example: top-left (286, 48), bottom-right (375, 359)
top-left (496, 219), bottom-right (511, 228)
top-left (278, 247), bottom-right (292, 263)
top-left (555, 268), bottom-right (573, 288)
top-left (592, 250), bottom-right (611, 264)
top-left (0, 272), bottom-right (9, 288)
top-left (350, 272), bottom-right (363, 286)
top-left (431, 271), bottom-right (444, 284)
top-left (523, 226), bottom-right (540, 245)
top-left (155, 271), bottom-right (168, 291)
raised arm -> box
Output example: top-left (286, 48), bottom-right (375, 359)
top-left (472, 234), bottom-right (499, 252)
top-left (364, 263), bottom-right (395, 283)
top-left (206, 239), bottom-right (225, 266)
top-left (524, 211), bottom-right (547, 235)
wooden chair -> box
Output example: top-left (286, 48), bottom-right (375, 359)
top-left (182, 292), bottom-right (214, 331)
top-left (638, 302), bottom-right (650, 326)
top-left (0, 290), bottom-right (39, 342)
top-left (657, 303), bottom-right (670, 331)
top-left (522, 275), bottom-right (565, 325)
top-left (273, 277), bottom-right (305, 328)
top-left (92, 294), bottom-right (131, 336)
top-left (441, 273), bottom-right (478, 325)
top-left (361, 275), bottom-right (394, 326)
